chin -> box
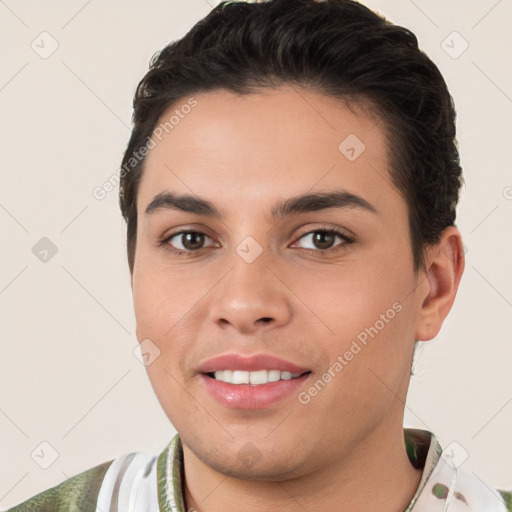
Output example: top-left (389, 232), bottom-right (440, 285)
top-left (200, 450), bottom-right (307, 482)
top-left (183, 432), bottom-right (310, 481)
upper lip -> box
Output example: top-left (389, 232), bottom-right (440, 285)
top-left (197, 353), bottom-right (310, 374)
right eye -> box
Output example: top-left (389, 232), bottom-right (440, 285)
top-left (160, 230), bottom-right (218, 255)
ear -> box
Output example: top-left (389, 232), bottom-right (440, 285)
top-left (415, 226), bottom-right (465, 341)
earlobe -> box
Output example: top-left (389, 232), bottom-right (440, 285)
top-left (415, 226), bottom-right (465, 341)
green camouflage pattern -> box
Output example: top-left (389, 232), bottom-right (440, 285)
top-left (6, 460), bottom-right (113, 511)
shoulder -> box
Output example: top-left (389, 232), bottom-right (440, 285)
top-left (420, 448), bottom-right (512, 511)
top-left (5, 459), bottom-right (114, 512)
top-left (499, 490), bottom-right (512, 511)
top-left (5, 451), bottom-right (159, 512)
top-left (404, 429), bottom-right (512, 512)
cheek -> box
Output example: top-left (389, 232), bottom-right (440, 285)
top-left (132, 254), bottom-right (193, 339)
top-left (291, 261), bottom-right (405, 331)
top-left (132, 272), bottom-right (167, 338)
top-left (296, 255), bottom-right (416, 372)
top-left (132, 263), bottom-right (201, 378)
top-left (133, 267), bottom-right (194, 420)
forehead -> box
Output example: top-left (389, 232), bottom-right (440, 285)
top-left (137, 85), bottom-right (399, 218)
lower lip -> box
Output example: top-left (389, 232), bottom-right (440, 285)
top-left (201, 373), bottom-right (311, 409)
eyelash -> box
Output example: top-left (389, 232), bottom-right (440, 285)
top-left (158, 227), bottom-right (354, 256)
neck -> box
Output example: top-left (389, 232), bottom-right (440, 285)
top-left (182, 417), bottom-right (423, 512)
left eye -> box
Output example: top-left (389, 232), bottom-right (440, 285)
top-left (292, 229), bottom-right (352, 251)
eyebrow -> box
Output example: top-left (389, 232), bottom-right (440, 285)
top-left (144, 190), bottom-right (378, 219)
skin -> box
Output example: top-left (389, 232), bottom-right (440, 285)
top-left (131, 85), bottom-right (465, 512)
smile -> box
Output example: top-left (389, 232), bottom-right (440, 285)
top-left (209, 369), bottom-right (306, 385)
top-left (201, 371), bottom-right (312, 409)
top-left (197, 353), bottom-right (312, 409)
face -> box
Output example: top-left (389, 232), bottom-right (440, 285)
top-left (132, 86), bottom-right (428, 480)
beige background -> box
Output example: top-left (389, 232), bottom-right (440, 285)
top-left (1, 0), bottom-right (511, 508)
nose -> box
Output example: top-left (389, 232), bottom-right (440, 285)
top-left (208, 249), bottom-right (293, 335)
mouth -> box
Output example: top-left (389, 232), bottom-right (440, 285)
top-left (197, 353), bottom-right (313, 409)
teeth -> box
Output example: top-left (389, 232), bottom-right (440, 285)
top-left (268, 369), bottom-right (281, 382)
top-left (249, 369), bottom-right (268, 385)
top-left (232, 370), bottom-right (249, 384)
top-left (212, 369), bottom-right (302, 385)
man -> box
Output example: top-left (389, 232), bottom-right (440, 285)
top-left (6, 0), bottom-right (511, 510)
